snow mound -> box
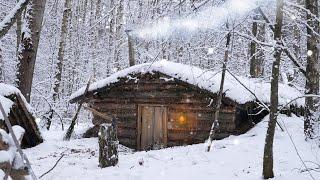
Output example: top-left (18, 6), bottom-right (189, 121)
top-left (70, 60), bottom-right (304, 106)
top-left (0, 83), bottom-right (22, 97)
top-left (0, 83), bottom-right (34, 121)
top-left (0, 129), bottom-right (15, 164)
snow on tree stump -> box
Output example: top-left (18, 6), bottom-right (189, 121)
top-left (0, 126), bottom-right (29, 180)
top-left (98, 123), bottom-right (118, 168)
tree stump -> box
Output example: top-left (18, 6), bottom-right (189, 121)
top-left (98, 123), bottom-right (118, 168)
top-left (0, 126), bottom-right (29, 180)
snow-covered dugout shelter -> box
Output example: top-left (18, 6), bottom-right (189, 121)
top-left (70, 60), bottom-right (304, 151)
top-left (0, 83), bottom-right (43, 148)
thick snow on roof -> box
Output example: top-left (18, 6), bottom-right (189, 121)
top-left (0, 83), bottom-right (33, 121)
top-left (70, 60), bottom-right (304, 106)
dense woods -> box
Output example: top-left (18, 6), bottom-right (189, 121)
top-left (0, 0), bottom-right (319, 179)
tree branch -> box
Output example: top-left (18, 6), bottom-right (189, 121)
top-left (39, 154), bottom-right (65, 179)
top-left (257, 7), bottom-right (307, 77)
top-left (0, 0), bottom-right (29, 39)
top-left (64, 77), bottom-right (92, 140)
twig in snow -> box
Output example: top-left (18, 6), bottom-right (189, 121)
top-left (39, 154), bottom-right (65, 179)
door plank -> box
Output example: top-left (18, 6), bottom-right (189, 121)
top-left (138, 105), bottom-right (168, 150)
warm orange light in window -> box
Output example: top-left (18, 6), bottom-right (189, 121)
top-left (179, 114), bottom-right (186, 124)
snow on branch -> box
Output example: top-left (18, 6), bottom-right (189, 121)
top-left (257, 7), bottom-right (307, 77)
top-left (0, 0), bottom-right (29, 39)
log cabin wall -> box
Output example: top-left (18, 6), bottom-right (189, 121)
top-left (89, 72), bottom-right (242, 149)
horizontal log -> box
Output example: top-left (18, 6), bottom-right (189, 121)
top-left (118, 137), bottom-right (136, 149)
top-left (117, 122), bottom-right (137, 129)
top-left (106, 83), bottom-right (188, 92)
top-left (92, 103), bottom-right (136, 110)
top-left (167, 138), bottom-right (204, 146)
top-left (168, 132), bottom-right (195, 140)
top-left (118, 128), bottom-right (136, 139)
top-left (91, 98), bottom-right (216, 108)
top-left (93, 117), bottom-right (137, 128)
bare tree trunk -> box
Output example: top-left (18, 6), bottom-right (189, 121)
top-left (293, 0), bottom-right (303, 60)
top-left (250, 11), bottom-right (265, 78)
top-left (114, 0), bottom-right (124, 69)
top-left (16, 0), bottom-right (46, 102)
top-left (92, 0), bottom-right (102, 79)
top-left (108, 0), bottom-right (115, 70)
top-left (16, 0), bottom-right (23, 56)
top-left (0, 47), bottom-right (3, 82)
top-left (81, 0), bottom-right (88, 23)
top-left (53, 0), bottom-right (71, 102)
top-left (126, 30), bottom-right (135, 66)
top-left (206, 23), bottom-right (231, 152)
top-left (304, 0), bottom-right (319, 138)
top-left (263, 0), bottom-right (284, 178)
top-left (289, 0), bottom-right (303, 83)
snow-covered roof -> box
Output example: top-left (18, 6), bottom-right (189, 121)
top-left (70, 60), bottom-right (305, 107)
top-left (0, 83), bottom-right (33, 120)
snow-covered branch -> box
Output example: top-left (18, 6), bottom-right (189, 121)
top-left (279, 95), bottom-right (320, 113)
top-left (257, 7), bottom-right (307, 77)
top-left (0, 0), bottom-right (29, 39)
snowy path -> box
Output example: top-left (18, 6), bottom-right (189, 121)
top-left (25, 115), bottom-right (320, 180)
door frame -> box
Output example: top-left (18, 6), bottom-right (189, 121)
top-left (137, 104), bottom-right (168, 150)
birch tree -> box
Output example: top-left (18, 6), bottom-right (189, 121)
top-left (250, 11), bottom-right (265, 78)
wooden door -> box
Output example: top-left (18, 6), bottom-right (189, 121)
top-left (138, 105), bottom-right (167, 150)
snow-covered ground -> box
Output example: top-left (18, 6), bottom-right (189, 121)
top-left (25, 115), bottom-right (320, 180)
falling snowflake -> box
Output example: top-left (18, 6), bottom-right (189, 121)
top-left (112, 68), bottom-right (118, 73)
top-left (208, 48), bottom-right (214, 55)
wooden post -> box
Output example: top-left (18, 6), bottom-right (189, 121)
top-left (206, 23), bottom-right (231, 152)
top-left (98, 123), bottom-right (118, 168)
top-left (64, 77), bottom-right (91, 141)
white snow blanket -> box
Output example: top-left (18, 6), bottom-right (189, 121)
top-left (24, 115), bottom-right (320, 180)
top-left (70, 60), bottom-right (304, 106)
